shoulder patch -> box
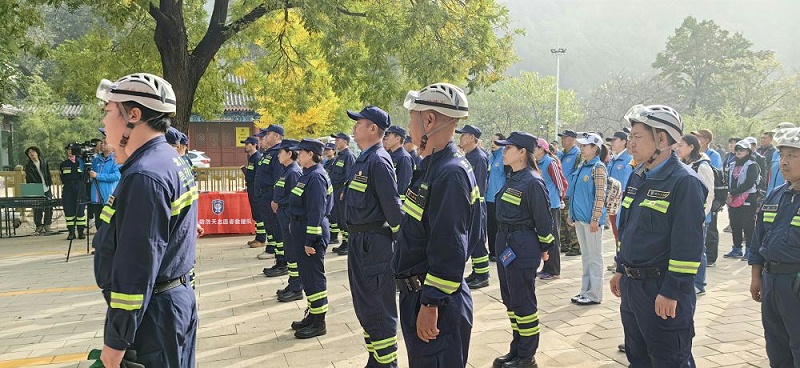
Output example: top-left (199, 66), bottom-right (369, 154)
top-left (762, 204), bottom-right (779, 212)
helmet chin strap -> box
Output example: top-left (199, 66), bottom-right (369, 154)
top-left (116, 102), bottom-right (161, 148)
top-left (417, 111), bottom-right (457, 154)
top-left (642, 127), bottom-right (664, 171)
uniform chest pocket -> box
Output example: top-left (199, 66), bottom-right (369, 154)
top-left (345, 174), bottom-right (369, 209)
top-left (636, 198), bottom-right (670, 233)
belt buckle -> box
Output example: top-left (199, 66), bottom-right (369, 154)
top-left (623, 266), bottom-right (633, 279)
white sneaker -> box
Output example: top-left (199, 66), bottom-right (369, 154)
top-left (256, 251), bottom-right (275, 260)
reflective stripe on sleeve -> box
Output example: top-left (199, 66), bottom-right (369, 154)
top-left (639, 199), bottom-right (670, 213)
top-left (109, 292), bottom-right (144, 311)
top-left (423, 274), bottom-right (460, 294)
top-left (171, 186), bottom-right (199, 215)
top-left (668, 259), bottom-right (700, 274)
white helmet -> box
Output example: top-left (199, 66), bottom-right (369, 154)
top-left (96, 73), bottom-right (176, 116)
top-left (403, 82), bottom-right (469, 119)
top-left (775, 127), bottom-right (800, 149)
top-left (624, 104), bottom-right (683, 144)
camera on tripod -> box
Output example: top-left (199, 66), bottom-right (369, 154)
top-left (67, 141), bottom-right (96, 171)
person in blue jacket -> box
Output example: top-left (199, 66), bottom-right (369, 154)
top-left (344, 106), bottom-right (404, 367)
top-left (610, 104), bottom-right (706, 367)
top-left (457, 124), bottom-right (491, 289)
top-left (271, 139), bottom-right (304, 300)
top-left (491, 131), bottom-right (555, 368)
top-left (404, 135), bottom-right (423, 169)
top-left (766, 122), bottom-right (796, 195)
top-left (253, 125), bottom-right (284, 262)
top-left (329, 132), bottom-right (356, 255)
top-left (557, 129), bottom-right (581, 255)
top-left (241, 136), bottom-right (264, 246)
top-left (287, 138), bottom-right (334, 339)
top-left (748, 126), bottom-right (800, 368)
top-left (93, 72), bottom-right (199, 368)
top-left (60, 143), bottom-right (87, 240)
top-left (393, 82), bottom-right (482, 367)
top-left (486, 133), bottom-right (507, 262)
top-left (535, 138), bottom-right (567, 281)
top-left (88, 137), bottom-right (121, 230)
top-left (384, 125), bottom-right (414, 201)
top-left (605, 131), bottom-right (633, 240)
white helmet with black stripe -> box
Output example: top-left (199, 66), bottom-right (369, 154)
top-left (404, 82), bottom-right (469, 119)
top-left (624, 104), bottom-right (683, 144)
top-left (96, 73), bottom-right (176, 116)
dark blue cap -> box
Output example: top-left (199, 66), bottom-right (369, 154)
top-left (324, 142), bottom-right (336, 150)
top-left (257, 124), bottom-right (285, 137)
top-left (404, 135), bottom-right (413, 143)
top-left (98, 127), bottom-right (106, 136)
top-left (455, 124), bottom-right (482, 138)
top-left (290, 138), bottom-right (325, 156)
top-left (605, 131), bottom-right (628, 142)
top-left (277, 139), bottom-right (299, 150)
top-left (558, 129), bottom-right (577, 138)
top-left (240, 136), bottom-right (259, 145)
top-left (330, 132), bottom-right (350, 143)
top-left (494, 131), bottom-right (538, 153)
top-left (347, 106), bottom-right (391, 130)
top-left (178, 133), bottom-right (189, 145)
top-left (165, 127), bottom-right (183, 145)
top-left (386, 125), bottom-right (407, 138)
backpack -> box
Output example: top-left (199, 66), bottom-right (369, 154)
top-left (691, 159), bottom-right (728, 212)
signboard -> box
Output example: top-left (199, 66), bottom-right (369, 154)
top-left (235, 127), bottom-right (251, 147)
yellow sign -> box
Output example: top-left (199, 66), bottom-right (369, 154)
top-left (236, 127), bottom-right (251, 147)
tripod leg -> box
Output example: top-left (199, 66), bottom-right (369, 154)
top-left (66, 238), bottom-right (73, 262)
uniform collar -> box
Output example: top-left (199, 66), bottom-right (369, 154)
top-left (563, 145), bottom-right (579, 155)
top-left (338, 148), bottom-right (351, 156)
top-left (303, 163), bottom-right (322, 174)
top-left (612, 148), bottom-right (628, 160)
top-left (581, 156), bottom-right (601, 167)
top-left (357, 143), bottom-right (382, 162)
top-left (121, 135), bottom-right (166, 172)
top-left (420, 141), bottom-right (458, 170)
top-left (643, 153), bottom-right (678, 180)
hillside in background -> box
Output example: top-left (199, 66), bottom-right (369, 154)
top-left (500, 0), bottom-right (800, 95)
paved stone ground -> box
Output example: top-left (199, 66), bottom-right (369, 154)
top-left (0, 213), bottom-right (768, 367)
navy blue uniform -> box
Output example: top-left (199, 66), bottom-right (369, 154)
top-left (494, 168), bottom-right (555, 360)
top-left (344, 143), bottom-right (404, 367)
top-left (245, 150), bottom-right (264, 240)
top-left (330, 148), bottom-right (356, 246)
top-left (615, 154), bottom-right (706, 367)
top-left (254, 144), bottom-right (284, 254)
top-left (288, 163), bottom-right (334, 316)
top-left (408, 149), bottom-right (422, 169)
top-left (388, 147), bottom-right (413, 202)
top-left (93, 136), bottom-right (199, 367)
top-left (274, 161), bottom-right (303, 292)
top-left (60, 157), bottom-right (87, 235)
top-left (749, 183), bottom-right (800, 367)
top-left (323, 157), bottom-right (340, 240)
top-left (392, 142), bottom-right (482, 367)
top-left (464, 147), bottom-right (490, 282)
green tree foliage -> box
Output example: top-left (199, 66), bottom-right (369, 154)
top-left (14, 75), bottom-right (103, 166)
top-left (653, 16), bottom-right (773, 113)
top-left (466, 71), bottom-right (581, 140)
top-left (682, 105), bottom-right (764, 146)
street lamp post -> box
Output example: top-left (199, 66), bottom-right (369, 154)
top-left (550, 47), bottom-right (566, 142)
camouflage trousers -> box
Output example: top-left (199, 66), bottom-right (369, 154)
top-left (560, 199), bottom-right (580, 253)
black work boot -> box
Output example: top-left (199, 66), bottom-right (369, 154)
top-left (277, 289), bottom-right (303, 302)
top-left (291, 309), bottom-right (312, 330)
top-left (294, 313), bottom-right (326, 339)
top-left (503, 356), bottom-right (537, 368)
top-left (264, 263), bottom-right (288, 277)
top-left (493, 352), bottom-right (516, 368)
top-left (335, 242), bottom-right (348, 256)
top-left (276, 285), bottom-right (291, 295)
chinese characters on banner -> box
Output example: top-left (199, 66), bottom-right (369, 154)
top-left (198, 191), bottom-right (255, 235)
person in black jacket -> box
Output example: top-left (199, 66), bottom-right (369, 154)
top-left (24, 146), bottom-right (54, 235)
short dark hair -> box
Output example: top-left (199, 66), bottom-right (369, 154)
top-left (282, 148), bottom-right (298, 160)
top-left (120, 101), bottom-right (170, 133)
top-left (25, 146), bottom-right (42, 158)
top-left (311, 152), bottom-right (322, 163)
top-left (494, 133), bottom-right (506, 140)
top-left (729, 137), bottom-right (740, 143)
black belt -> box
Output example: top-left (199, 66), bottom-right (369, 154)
top-left (394, 275), bottom-right (424, 292)
top-left (763, 261), bottom-right (800, 274)
top-left (290, 215), bottom-right (307, 222)
top-left (154, 275), bottom-right (187, 294)
top-left (497, 223), bottom-right (533, 232)
top-left (622, 265), bottom-right (664, 279)
top-left (256, 186), bottom-right (274, 195)
top-left (347, 221), bottom-right (391, 236)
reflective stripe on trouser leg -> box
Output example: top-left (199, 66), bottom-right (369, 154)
top-left (348, 232), bottom-right (398, 367)
top-left (472, 255), bottom-right (490, 277)
top-left (278, 207), bottom-right (303, 292)
top-left (292, 220), bottom-right (328, 315)
top-left (497, 257), bottom-right (540, 358)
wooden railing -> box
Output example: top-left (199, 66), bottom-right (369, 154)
top-left (0, 166), bottom-right (246, 198)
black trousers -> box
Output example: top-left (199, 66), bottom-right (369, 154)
top-left (541, 208), bottom-right (561, 275)
top-left (705, 212), bottom-right (719, 263)
top-left (728, 205), bottom-right (757, 251)
top-left (33, 190), bottom-right (53, 227)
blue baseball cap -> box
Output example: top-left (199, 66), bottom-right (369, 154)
top-left (347, 106), bottom-right (391, 130)
top-left (178, 133), bottom-right (189, 145)
top-left (240, 136), bottom-right (259, 145)
top-left (494, 131), bottom-right (538, 153)
top-left (256, 124), bottom-right (285, 137)
top-left (290, 138), bottom-right (325, 156)
top-left (404, 136), bottom-right (413, 143)
top-left (455, 124), bottom-right (482, 139)
top-left (330, 132), bottom-right (350, 143)
top-left (558, 129), bottom-right (577, 138)
top-left (165, 127), bottom-right (183, 145)
top-left (324, 142), bottom-right (336, 150)
top-left (277, 139), bottom-right (299, 150)
top-left (385, 125), bottom-right (407, 138)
